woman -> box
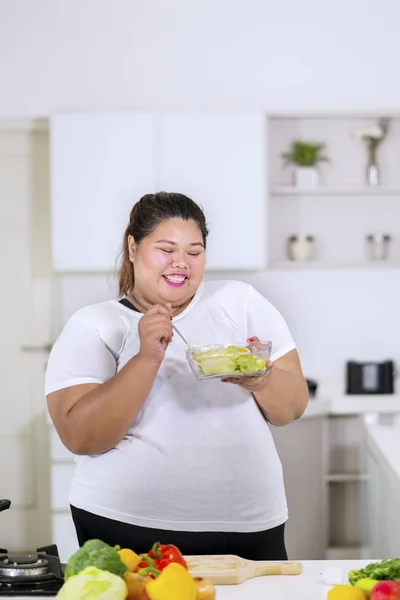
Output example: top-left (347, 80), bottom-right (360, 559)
top-left (46, 191), bottom-right (308, 560)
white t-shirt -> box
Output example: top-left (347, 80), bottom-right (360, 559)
top-left (45, 280), bottom-right (296, 533)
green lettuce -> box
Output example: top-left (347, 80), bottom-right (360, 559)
top-left (195, 345), bottom-right (266, 376)
top-left (57, 567), bottom-right (127, 600)
top-left (348, 559), bottom-right (400, 585)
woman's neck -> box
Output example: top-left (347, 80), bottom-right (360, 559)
top-left (127, 291), bottom-right (192, 316)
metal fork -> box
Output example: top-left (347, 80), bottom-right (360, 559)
top-left (171, 322), bottom-right (189, 347)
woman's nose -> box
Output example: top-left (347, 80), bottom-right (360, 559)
top-left (171, 252), bottom-right (189, 268)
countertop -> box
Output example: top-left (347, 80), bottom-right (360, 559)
top-left (3, 559), bottom-right (371, 600)
top-left (302, 394), bottom-right (400, 419)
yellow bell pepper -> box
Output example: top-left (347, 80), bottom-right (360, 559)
top-left (145, 562), bottom-right (197, 600)
top-left (117, 548), bottom-right (141, 572)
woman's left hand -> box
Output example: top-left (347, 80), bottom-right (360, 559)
top-left (221, 336), bottom-right (273, 391)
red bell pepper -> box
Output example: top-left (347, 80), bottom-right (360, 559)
top-left (136, 553), bottom-right (160, 579)
top-left (148, 541), bottom-right (188, 571)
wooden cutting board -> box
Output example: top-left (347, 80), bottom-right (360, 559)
top-left (185, 554), bottom-right (303, 585)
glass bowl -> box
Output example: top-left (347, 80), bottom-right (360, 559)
top-left (187, 340), bottom-right (272, 381)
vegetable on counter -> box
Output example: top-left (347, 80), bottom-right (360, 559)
top-left (56, 566), bottom-right (127, 600)
top-left (349, 560), bottom-right (400, 586)
top-left (370, 581), bottom-right (400, 600)
top-left (124, 572), bottom-right (151, 600)
top-left (118, 548), bottom-right (141, 573)
top-left (148, 541), bottom-right (188, 571)
top-left (61, 538), bottom-right (216, 600)
top-left (193, 577), bottom-right (217, 600)
top-left (64, 539), bottom-right (127, 580)
top-left (328, 584), bottom-right (366, 600)
top-left (355, 579), bottom-right (380, 599)
top-left (145, 562), bottom-right (197, 600)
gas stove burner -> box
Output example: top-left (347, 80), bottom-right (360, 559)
top-left (0, 545), bottom-right (64, 596)
top-left (0, 554), bottom-right (49, 578)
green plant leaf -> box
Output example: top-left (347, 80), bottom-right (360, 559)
top-left (281, 140), bottom-right (329, 167)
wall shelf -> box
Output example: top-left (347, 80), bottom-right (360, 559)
top-left (268, 115), bottom-right (400, 266)
top-left (325, 473), bottom-right (369, 483)
top-left (268, 261), bottom-right (399, 270)
top-left (271, 186), bottom-right (400, 196)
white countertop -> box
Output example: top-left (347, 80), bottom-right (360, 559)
top-left (3, 559), bottom-right (371, 600)
top-left (215, 560), bottom-right (368, 600)
top-left (302, 394), bottom-right (400, 418)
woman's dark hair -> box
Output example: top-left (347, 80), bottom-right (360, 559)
top-left (118, 191), bottom-right (209, 296)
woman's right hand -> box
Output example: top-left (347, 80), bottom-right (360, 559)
top-left (137, 304), bottom-right (173, 364)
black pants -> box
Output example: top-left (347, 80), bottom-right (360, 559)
top-left (70, 505), bottom-right (287, 561)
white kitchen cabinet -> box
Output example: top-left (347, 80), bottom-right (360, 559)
top-left (158, 112), bottom-right (268, 270)
top-left (271, 415), bottom-right (327, 559)
top-left (50, 113), bottom-right (157, 271)
top-left (364, 425), bottom-right (400, 557)
top-left (50, 111), bottom-right (268, 272)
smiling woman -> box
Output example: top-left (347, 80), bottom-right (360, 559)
top-left (45, 191), bottom-right (308, 561)
top-left (120, 193), bottom-right (207, 316)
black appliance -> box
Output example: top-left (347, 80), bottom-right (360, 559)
top-left (306, 378), bottom-right (318, 397)
top-left (346, 360), bottom-right (395, 395)
top-left (0, 499), bottom-right (63, 596)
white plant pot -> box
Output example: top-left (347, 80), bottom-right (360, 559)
top-left (287, 236), bottom-right (315, 261)
top-left (294, 167), bottom-right (319, 188)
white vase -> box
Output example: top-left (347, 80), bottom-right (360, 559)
top-left (294, 167), bottom-right (319, 188)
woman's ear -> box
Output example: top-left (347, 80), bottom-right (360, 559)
top-left (127, 235), bottom-right (136, 262)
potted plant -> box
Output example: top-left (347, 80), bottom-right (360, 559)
top-left (281, 140), bottom-right (329, 187)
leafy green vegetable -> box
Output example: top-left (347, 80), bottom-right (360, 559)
top-left (349, 559), bottom-right (400, 586)
top-left (64, 539), bottom-right (126, 580)
top-left (57, 566), bottom-right (127, 599)
top-left (193, 345), bottom-right (266, 376)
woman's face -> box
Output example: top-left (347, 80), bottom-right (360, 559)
top-left (130, 218), bottom-right (206, 310)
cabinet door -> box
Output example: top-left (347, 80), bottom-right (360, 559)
top-left (50, 114), bottom-right (157, 271)
top-left (158, 112), bottom-right (267, 270)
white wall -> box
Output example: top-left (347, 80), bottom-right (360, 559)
top-left (3, 0), bottom-right (399, 392)
top-left (1, 0), bottom-right (400, 116)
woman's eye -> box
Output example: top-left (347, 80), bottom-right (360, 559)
top-left (188, 253), bottom-right (201, 257)
top-left (160, 249), bottom-right (173, 253)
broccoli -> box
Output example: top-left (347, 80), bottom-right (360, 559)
top-left (64, 539), bottom-right (127, 580)
top-left (349, 559), bottom-right (400, 586)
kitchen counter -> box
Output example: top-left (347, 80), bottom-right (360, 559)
top-left (302, 394), bottom-right (400, 418)
top-left (215, 560), bottom-right (369, 600)
top-left (3, 559), bottom-right (371, 600)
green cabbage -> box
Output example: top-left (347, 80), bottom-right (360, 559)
top-left (56, 566), bottom-right (127, 600)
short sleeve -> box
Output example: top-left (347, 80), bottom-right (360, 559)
top-left (245, 286), bottom-right (296, 362)
top-left (45, 315), bottom-right (117, 396)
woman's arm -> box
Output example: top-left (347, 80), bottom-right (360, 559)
top-left (252, 349), bottom-right (308, 425)
top-left (223, 346), bottom-right (309, 426)
top-left (47, 355), bottom-right (160, 455)
top-left (47, 304), bottom-right (173, 455)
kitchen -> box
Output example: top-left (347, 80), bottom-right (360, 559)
top-left (1, 1), bottom-right (400, 598)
